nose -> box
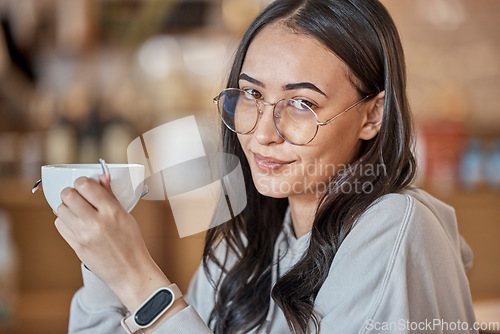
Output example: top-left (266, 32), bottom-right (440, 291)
top-left (253, 103), bottom-right (284, 146)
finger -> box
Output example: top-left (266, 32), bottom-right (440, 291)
top-left (56, 201), bottom-right (90, 241)
top-left (60, 186), bottom-right (97, 220)
top-left (54, 216), bottom-right (79, 253)
top-left (99, 159), bottom-right (111, 184)
top-left (54, 217), bottom-right (86, 264)
top-left (56, 201), bottom-right (78, 225)
top-left (99, 174), bottom-right (113, 195)
top-left (73, 177), bottom-right (119, 212)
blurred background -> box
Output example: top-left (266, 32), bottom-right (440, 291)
top-left (0, 0), bottom-right (498, 333)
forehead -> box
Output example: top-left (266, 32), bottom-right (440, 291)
top-left (241, 24), bottom-right (349, 90)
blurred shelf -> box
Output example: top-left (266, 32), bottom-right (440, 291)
top-left (424, 186), bottom-right (500, 208)
top-left (4, 290), bottom-right (74, 334)
top-left (0, 178), bottom-right (47, 209)
top-left (473, 299), bottom-right (500, 333)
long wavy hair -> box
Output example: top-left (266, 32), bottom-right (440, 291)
top-left (203, 0), bottom-right (416, 333)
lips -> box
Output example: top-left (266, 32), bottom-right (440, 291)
top-left (253, 153), bottom-right (292, 172)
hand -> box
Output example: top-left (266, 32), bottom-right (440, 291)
top-left (54, 175), bottom-right (171, 312)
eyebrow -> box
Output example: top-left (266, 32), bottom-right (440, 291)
top-left (239, 73), bottom-right (265, 87)
top-left (284, 82), bottom-right (327, 97)
top-left (239, 73), bottom-right (327, 97)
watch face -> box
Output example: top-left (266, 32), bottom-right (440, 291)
top-left (135, 289), bottom-right (174, 326)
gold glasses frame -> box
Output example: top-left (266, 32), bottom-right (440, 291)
top-left (213, 88), bottom-right (378, 146)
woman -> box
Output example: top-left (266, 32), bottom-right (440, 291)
top-left (58, 0), bottom-right (477, 333)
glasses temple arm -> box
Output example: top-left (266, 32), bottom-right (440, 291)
top-left (318, 92), bottom-right (379, 126)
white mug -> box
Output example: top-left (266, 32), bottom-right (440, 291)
top-left (40, 164), bottom-right (145, 213)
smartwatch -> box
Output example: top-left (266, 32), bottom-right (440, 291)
top-left (121, 284), bottom-right (183, 333)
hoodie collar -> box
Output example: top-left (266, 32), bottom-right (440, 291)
top-left (280, 206), bottom-right (312, 256)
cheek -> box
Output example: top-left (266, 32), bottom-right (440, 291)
top-left (308, 125), bottom-right (361, 167)
top-left (237, 135), bottom-right (251, 159)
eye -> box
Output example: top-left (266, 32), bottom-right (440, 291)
top-left (294, 99), bottom-right (317, 110)
top-left (243, 88), bottom-right (262, 99)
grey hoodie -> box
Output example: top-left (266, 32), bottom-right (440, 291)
top-left (68, 189), bottom-right (477, 333)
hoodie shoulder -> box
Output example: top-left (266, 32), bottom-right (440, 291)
top-left (315, 189), bottom-right (477, 332)
top-left (403, 188), bottom-right (473, 271)
top-left (349, 189), bottom-right (473, 272)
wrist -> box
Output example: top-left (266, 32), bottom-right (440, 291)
top-left (121, 283), bottom-right (189, 334)
top-left (109, 262), bottom-right (171, 313)
top-left (141, 297), bottom-right (189, 333)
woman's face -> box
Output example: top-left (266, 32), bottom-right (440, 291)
top-left (237, 24), bottom-right (380, 199)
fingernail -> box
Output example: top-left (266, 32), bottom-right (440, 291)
top-left (32, 179), bottom-right (42, 193)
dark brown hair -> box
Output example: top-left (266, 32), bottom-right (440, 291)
top-left (203, 0), bottom-right (416, 333)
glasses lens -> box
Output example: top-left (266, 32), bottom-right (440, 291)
top-left (217, 89), bottom-right (259, 134)
top-left (274, 100), bottom-right (318, 145)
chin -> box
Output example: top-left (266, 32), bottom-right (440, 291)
top-left (252, 174), bottom-right (295, 199)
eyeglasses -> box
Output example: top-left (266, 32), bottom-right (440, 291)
top-left (213, 88), bottom-right (378, 146)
